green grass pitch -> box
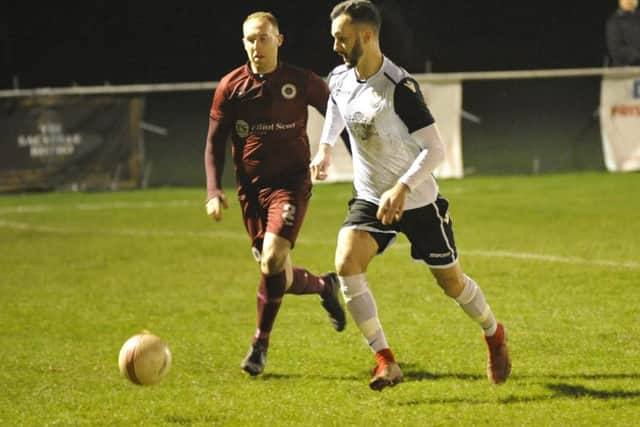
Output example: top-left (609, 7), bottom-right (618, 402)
top-left (1, 172), bottom-right (639, 426)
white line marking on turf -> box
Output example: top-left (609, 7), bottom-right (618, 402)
top-left (0, 200), bottom-right (194, 215)
top-left (1, 219), bottom-right (638, 270)
top-left (0, 219), bottom-right (241, 240)
top-left (0, 220), bottom-right (62, 233)
top-left (463, 249), bottom-right (640, 270)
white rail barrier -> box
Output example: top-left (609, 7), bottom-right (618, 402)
top-left (3, 67), bottom-right (640, 98)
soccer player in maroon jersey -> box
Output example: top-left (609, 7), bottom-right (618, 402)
top-left (203, 11), bottom-right (346, 376)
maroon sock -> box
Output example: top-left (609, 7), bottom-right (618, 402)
top-left (286, 267), bottom-right (327, 296)
top-left (254, 271), bottom-right (286, 347)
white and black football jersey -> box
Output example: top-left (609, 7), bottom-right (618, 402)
top-left (320, 56), bottom-right (439, 210)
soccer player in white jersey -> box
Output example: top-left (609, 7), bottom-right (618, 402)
top-left (311, 0), bottom-right (511, 391)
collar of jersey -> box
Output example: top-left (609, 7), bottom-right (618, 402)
top-left (245, 62), bottom-right (282, 81)
top-left (354, 56), bottom-right (387, 84)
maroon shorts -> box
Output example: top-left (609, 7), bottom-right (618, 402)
top-left (238, 182), bottom-right (311, 254)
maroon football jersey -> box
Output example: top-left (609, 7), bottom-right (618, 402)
top-left (209, 62), bottom-right (329, 189)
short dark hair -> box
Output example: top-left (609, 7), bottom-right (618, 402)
top-left (330, 0), bottom-right (381, 33)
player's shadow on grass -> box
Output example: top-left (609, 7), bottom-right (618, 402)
top-left (496, 383), bottom-right (640, 405)
top-left (396, 364), bottom-right (640, 406)
top-left (260, 372), bottom-right (363, 381)
top-left (401, 363), bottom-right (485, 382)
top-left (257, 367), bottom-right (640, 397)
top-left (396, 382), bottom-right (640, 407)
top-left (403, 370), bottom-right (485, 382)
top-left (402, 363), bottom-right (640, 384)
top-left (547, 383), bottom-right (640, 400)
top-left (545, 373), bottom-right (640, 381)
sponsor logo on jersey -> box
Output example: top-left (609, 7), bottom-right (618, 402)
top-left (252, 121), bottom-right (297, 134)
top-left (281, 83), bottom-right (297, 100)
top-left (348, 111), bottom-right (379, 141)
top-left (235, 120), bottom-right (250, 138)
top-left (235, 120), bottom-right (296, 138)
top-left (234, 120), bottom-right (298, 138)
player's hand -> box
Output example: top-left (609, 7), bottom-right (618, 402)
top-left (205, 193), bottom-right (228, 222)
top-left (310, 144), bottom-right (332, 181)
top-left (377, 182), bottom-right (410, 225)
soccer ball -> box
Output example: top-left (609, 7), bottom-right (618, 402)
top-left (118, 332), bottom-right (172, 385)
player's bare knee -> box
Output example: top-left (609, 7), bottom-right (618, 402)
top-left (260, 253), bottom-right (286, 275)
top-left (431, 265), bottom-right (465, 298)
top-left (440, 277), bottom-right (464, 298)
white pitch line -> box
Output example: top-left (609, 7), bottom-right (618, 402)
top-left (0, 200), bottom-right (194, 215)
top-left (0, 219), bottom-right (241, 240)
top-left (463, 249), bottom-right (640, 269)
top-left (1, 219), bottom-right (638, 270)
top-left (0, 220), bottom-right (63, 233)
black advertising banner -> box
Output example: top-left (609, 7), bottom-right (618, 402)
top-left (0, 96), bottom-right (144, 191)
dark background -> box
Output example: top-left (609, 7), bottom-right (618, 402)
top-left (1, 1), bottom-right (619, 183)
top-left (0, 1), bottom-right (621, 89)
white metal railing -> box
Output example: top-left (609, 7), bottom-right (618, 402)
top-left (2, 66), bottom-right (640, 98)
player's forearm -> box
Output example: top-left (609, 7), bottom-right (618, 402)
top-left (204, 118), bottom-right (227, 199)
top-left (398, 124), bottom-right (445, 190)
top-left (318, 142), bottom-right (333, 155)
top-left (204, 144), bottom-right (224, 199)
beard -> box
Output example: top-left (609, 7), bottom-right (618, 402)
top-left (344, 38), bottom-right (363, 68)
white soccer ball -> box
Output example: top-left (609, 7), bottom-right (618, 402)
top-left (118, 332), bottom-right (172, 385)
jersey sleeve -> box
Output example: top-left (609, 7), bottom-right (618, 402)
top-left (209, 76), bottom-right (231, 122)
top-left (204, 117), bottom-right (231, 199)
top-left (319, 72), bottom-right (346, 146)
top-left (306, 70), bottom-right (330, 115)
top-left (394, 78), bottom-right (435, 133)
top-left (319, 95), bottom-right (346, 146)
top-left (398, 124), bottom-right (445, 190)
top-left (205, 77), bottom-right (233, 199)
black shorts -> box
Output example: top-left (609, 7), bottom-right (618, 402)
top-left (342, 196), bottom-right (458, 267)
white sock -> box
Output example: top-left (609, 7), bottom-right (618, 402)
top-left (455, 274), bottom-right (497, 336)
top-left (339, 274), bottom-right (389, 352)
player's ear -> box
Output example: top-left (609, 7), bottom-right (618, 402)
top-left (277, 33), bottom-right (284, 47)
